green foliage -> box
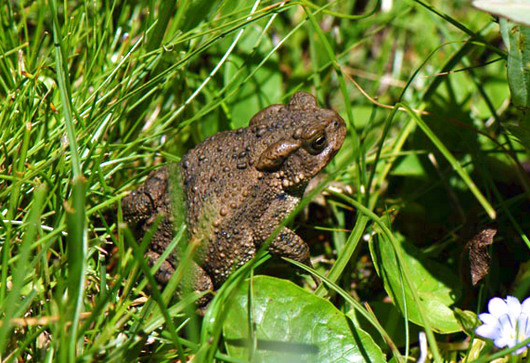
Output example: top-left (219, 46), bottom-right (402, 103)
top-left (500, 19), bottom-right (530, 152)
top-left (0, 0), bottom-right (529, 362)
top-left (370, 232), bottom-right (462, 333)
top-left (223, 276), bottom-right (385, 362)
top-left (501, 20), bottom-right (530, 110)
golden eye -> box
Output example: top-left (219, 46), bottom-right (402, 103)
top-left (307, 133), bottom-right (327, 154)
top-left (312, 135), bottom-right (326, 148)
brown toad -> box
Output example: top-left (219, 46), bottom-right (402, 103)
top-left (122, 92), bottom-right (346, 306)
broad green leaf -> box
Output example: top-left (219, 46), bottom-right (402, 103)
top-left (223, 276), bottom-right (385, 363)
top-left (500, 19), bottom-right (530, 146)
top-left (369, 233), bottom-right (463, 333)
top-left (473, 0), bottom-right (530, 26)
top-left (500, 19), bottom-right (530, 111)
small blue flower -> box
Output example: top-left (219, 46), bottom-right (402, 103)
top-left (475, 296), bottom-right (530, 355)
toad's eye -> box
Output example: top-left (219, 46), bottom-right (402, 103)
top-left (307, 133), bottom-right (327, 154)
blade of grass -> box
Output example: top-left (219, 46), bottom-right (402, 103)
top-left (49, 1), bottom-right (88, 359)
top-left (0, 184), bottom-right (46, 354)
top-left (315, 215), bottom-right (369, 295)
top-left (63, 176), bottom-right (88, 361)
top-left (50, 0), bottom-right (81, 179)
top-left (146, 0), bottom-right (176, 52)
top-left (0, 121), bottom-right (31, 302)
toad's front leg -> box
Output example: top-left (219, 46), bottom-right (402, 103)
top-left (268, 228), bottom-right (313, 269)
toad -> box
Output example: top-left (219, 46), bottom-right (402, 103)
top-left (122, 92), bottom-right (346, 308)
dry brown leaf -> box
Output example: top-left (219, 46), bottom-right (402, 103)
top-left (467, 228), bottom-right (497, 285)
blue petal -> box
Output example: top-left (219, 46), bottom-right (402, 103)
top-left (498, 314), bottom-right (514, 333)
top-left (493, 335), bottom-right (511, 349)
top-left (478, 313), bottom-right (498, 326)
top-left (476, 323), bottom-right (500, 340)
top-left (489, 297), bottom-right (509, 317)
top-left (517, 314), bottom-right (529, 337)
top-left (506, 296), bottom-right (522, 324)
top-left (515, 346), bottom-right (528, 355)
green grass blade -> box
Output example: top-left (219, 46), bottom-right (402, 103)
top-left (64, 176), bottom-right (88, 360)
top-left (315, 215), bottom-right (369, 295)
top-left (0, 121), bottom-right (31, 302)
top-left (0, 184), bottom-right (47, 354)
top-left (49, 0), bottom-right (81, 178)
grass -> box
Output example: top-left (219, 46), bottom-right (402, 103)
top-left (1, 0), bottom-right (529, 361)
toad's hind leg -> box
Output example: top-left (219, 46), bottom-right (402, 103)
top-left (145, 251), bottom-right (214, 312)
